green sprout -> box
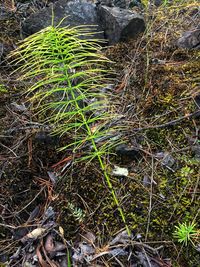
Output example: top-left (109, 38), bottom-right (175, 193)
top-left (10, 24), bottom-right (130, 235)
top-left (173, 222), bottom-right (198, 246)
top-left (0, 84), bottom-right (8, 93)
top-left (180, 166), bottom-right (194, 177)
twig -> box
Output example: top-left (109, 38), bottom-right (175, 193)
top-left (191, 169), bottom-right (200, 203)
top-left (0, 142), bottom-right (18, 157)
top-left (0, 135), bottom-right (13, 138)
top-left (132, 109), bottom-right (200, 131)
top-left (145, 156), bottom-right (154, 241)
top-left (3, 187), bottom-right (44, 219)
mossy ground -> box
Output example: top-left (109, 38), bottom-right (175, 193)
top-left (53, 2), bottom-right (200, 265)
top-left (0, 1), bottom-right (199, 266)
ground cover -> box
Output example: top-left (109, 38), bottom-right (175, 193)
top-left (0, 1), bottom-right (199, 266)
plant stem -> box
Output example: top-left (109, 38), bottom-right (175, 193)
top-left (64, 66), bottom-right (130, 235)
top-left (96, 153), bottom-right (131, 235)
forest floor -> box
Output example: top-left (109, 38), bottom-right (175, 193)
top-left (0, 1), bottom-right (199, 266)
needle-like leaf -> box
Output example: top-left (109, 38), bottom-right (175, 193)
top-left (10, 25), bottom-right (130, 235)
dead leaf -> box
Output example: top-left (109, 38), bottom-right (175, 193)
top-left (110, 230), bottom-right (131, 245)
top-left (42, 243), bottom-right (59, 267)
top-left (27, 206), bottom-right (40, 223)
top-left (83, 232), bottom-right (96, 244)
top-left (72, 242), bottom-right (95, 263)
top-left (54, 241), bottom-right (66, 252)
top-left (11, 102), bottom-right (27, 112)
top-left (45, 234), bottom-right (54, 253)
top-left (26, 228), bottom-right (46, 239)
top-left (59, 226), bottom-right (64, 237)
top-left (36, 244), bottom-right (51, 267)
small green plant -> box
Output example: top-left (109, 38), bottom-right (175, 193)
top-left (0, 84), bottom-right (8, 93)
top-left (180, 166), bottom-right (194, 177)
top-left (10, 23), bottom-right (130, 234)
top-left (67, 249), bottom-right (72, 267)
top-left (173, 222), bottom-right (198, 246)
top-left (141, 0), bottom-right (168, 9)
top-left (67, 202), bottom-right (85, 223)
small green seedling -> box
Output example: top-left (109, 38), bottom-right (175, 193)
top-left (0, 84), bottom-right (8, 93)
top-left (173, 222), bottom-right (198, 246)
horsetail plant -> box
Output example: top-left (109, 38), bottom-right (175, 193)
top-left (10, 24), bottom-right (130, 234)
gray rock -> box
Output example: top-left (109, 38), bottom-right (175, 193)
top-left (114, 0), bottom-right (131, 8)
top-left (192, 145), bottom-right (200, 161)
top-left (115, 144), bottom-right (141, 160)
top-left (96, 0), bottom-right (131, 8)
top-left (22, 0), bottom-right (104, 39)
top-left (177, 25), bottom-right (200, 49)
top-left (129, 0), bottom-right (143, 8)
top-left (96, 0), bottom-right (115, 7)
top-left (97, 5), bottom-right (145, 44)
top-left (22, 0), bottom-right (145, 45)
top-left (194, 94), bottom-right (200, 108)
top-left (35, 131), bottom-right (59, 146)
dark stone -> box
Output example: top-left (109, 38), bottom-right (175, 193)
top-left (192, 145), bottom-right (200, 161)
top-left (129, 0), bottom-right (142, 8)
top-left (0, 254), bottom-right (8, 264)
top-left (22, 0), bottom-right (145, 45)
top-left (12, 227), bottom-right (29, 240)
top-left (177, 25), bottom-right (200, 49)
top-left (22, 0), bottom-right (104, 39)
top-left (35, 131), bottom-right (59, 146)
top-left (97, 5), bottom-right (145, 45)
top-left (115, 144), bottom-right (141, 159)
top-left (96, 0), bottom-right (140, 9)
top-left (194, 94), bottom-right (200, 108)
top-left (113, 0), bottom-right (131, 8)
top-left (96, 0), bottom-right (115, 7)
